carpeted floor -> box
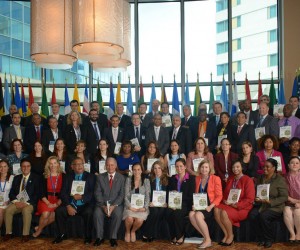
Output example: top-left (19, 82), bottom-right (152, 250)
top-left (1, 238), bottom-right (300, 250)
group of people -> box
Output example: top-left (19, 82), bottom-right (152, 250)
top-left (0, 94), bottom-right (299, 248)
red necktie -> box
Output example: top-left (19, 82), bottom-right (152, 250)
top-left (36, 126), bottom-right (41, 141)
top-left (109, 175), bottom-right (113, 189)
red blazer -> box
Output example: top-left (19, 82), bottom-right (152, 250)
top-left (195, 174), bottom-right (223, 206)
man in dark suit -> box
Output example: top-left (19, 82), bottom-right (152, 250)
top-left (24, 113), bottom-right (44, 154)
top-left (125, 113), bottom-right (147, 157)
top-left (145, 113), bottom-right (170, 155)
top-left (69, 100), bottom-right (86, 122)
top-left (143, 99), bottom-right (160, 128)
top-left (3, 112), bottom-right (25, 153)
top-left (170, 114), bottom-right (192, 155)
top-left (42, 117), bottom-right (62, 155)
top-left (103, 115), bottom-right (125, 154)
top-left (138, 102), bottom-right (147, 125)
top-left (231, 112), bottom-right (256, 154)
top-left (82, 109), bottom-right (103, 156)
top-left (254, 102), bottom-right (279, 137)
top-left (1, 104), bottom-right (18, 132)
top-left (53, 157), bottom-right (95, 244)
top-left (4, 158), bottom-right (41, 242)
top-left (181, 104), bottom-right (197, 131)
top-left (47, 103), bottom-right (65, 131)
top-left (93, 157), bottom-right (125, 247)
top-left (208, 101), bottom-right (223, 128)
top-left (160, 102), bottom-right (173, 133)
top-left (116, 103), bottom-right (131, 128)
top-left (194, 110), bottom-right (217, 153)
top-left (289, 96), bottom-right (300, 119)
top-left (258, 95), bottom-right (274, 116)
top-left (22, 103), bottom-right (46, 127)
top-left (243, 99), bottom-right (257, 126)
top-left (89, 101), bottom-right (109, 129)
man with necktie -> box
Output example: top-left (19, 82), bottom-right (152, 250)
top-left (24, 113), bottom-right (44, 154)
top-left (42, 117), bottom-right (62, 155)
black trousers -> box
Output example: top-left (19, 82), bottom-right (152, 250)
top-left (55, 204), bottom-right (94, 239)
top-left (143, 207), bottom-right (166, 238)
top-left (165, 206), bottom-right (188, 240)
top-left (249, 207), bottom-right (282, 242)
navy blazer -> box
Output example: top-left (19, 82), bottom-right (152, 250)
top-left (60, 171), bottom-right (95, 206)
top-left (125, 125), bottom-right (147, 157)
top-left (24, 124), bottom-right (44, 154)
top-left (103, 127), bottom-right (125, 154)
top-left (63, 124), bottom-right (84, 154)
top-left (9, 173), bottom-right (41, 209)
top-left (82, 120), bottom-right (104, 155)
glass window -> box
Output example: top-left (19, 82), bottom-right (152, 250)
top-left (268, 29), bottom-right (277, 43)
top-left (232, 0), bottom-right (241, 7)
top-left (0, 35), bottom-right (11, 55)
top-left (24, 42), bottom-right (30, 60)
top-left (268, 54), bottom-right (278, 67)
top-left (217, 63), bottom-right (228, 76)
top-left (10, 57), bottom-right (22, 76)
top-left (23, 24), bottom-right (30, 43)
top-left (139, 2), bottom-right (180, 85)
top-left (232, 61), bottom-right (241, 73)
top-left (12, 2), bottom-right (23, 22)
top-left (216, 0), bottom-right (227, 12)
top-left (217, 20), bottom-right (228, 33)
top-left (0, 1), bottom-right (11, 17)
top-left (217, 42), bottom-right (228, 54)
top-left (232, 16), bottom-right (241, 29)
top-left (0, 55), bottom-right (10, 73)
top-left (22, 60), bottom-right (32, 79)
top-left (232, 38), bottom-right (241, 51)
top-left (268, 5), bottom-right (277, 19)
top-left (24, 6), bottom-right (30, 24)
top-left (0, 16), bottom-right (10, 36)
top-left (11, 20), bottom-right (23, 40)
top-left (11, 39), bottom-right (23, 58)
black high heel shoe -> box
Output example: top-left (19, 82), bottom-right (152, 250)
top-left (221, 240), bottom-right (234, 247)
top-left (175, 236), bottom-right (185, 246)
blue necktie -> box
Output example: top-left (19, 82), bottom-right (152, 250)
top-left (284, 118), bottom-right (288, 126)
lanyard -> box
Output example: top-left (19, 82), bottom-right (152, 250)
top-left (0, 180), bottom-right (7, 192)
top-left (264, 150), bottom-right (274, 160)
top-left (50, 174), bottom-right (59, 195)
top-left (200, 176), bottom-right (210, 193)
top-left (232, 175), bottom-right (243, 189)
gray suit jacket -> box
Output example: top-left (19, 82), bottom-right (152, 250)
top-left (3, 125), bottom-right (25, 151)
top-left (94, 172), bottom-right (125, 207)
top-left (256, 115), bottom-right (279, 137)
top-left (145, 125), bottom-right (170, 155)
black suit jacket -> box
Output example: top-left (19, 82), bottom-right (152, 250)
top-left (119, 114), bottom-right (132, 129)
top-left (253, 114), bottom-right (279, 137)
top-left (41, 128), bottom-right (63, 155)
top-left (46, 114), bottom-right (65, 132)
top-left (145, 126), bottom-right (170, 155)
top-left (295, 108), bottom-right (300, 119)
top-left (63, 124), bottom-right (84, 154)
top-left (103, 127), bottom-right (125, 154)
top-left (82, 120), bottom-right (104, 156)
top-left (170, 126), bottom-right (192, 155)
top-left (231, 124), bottom-right (256, 154)
top-left (60, 171), bottom-right (95, 206)
top-left (22, 115), bottom-right (47, 127)
top-left (1, 114), bottom-right (13, 132)
top-left (24, 124), bottom-right (44, 154)
top-left (125, 125), bottom-right (147, 157)
top-left (9, 173), bottom-right (41, 209)
top-left (181, 116), bottom-right (197, 129)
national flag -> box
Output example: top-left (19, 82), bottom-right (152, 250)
top-left (245, 76), bottom-right (252, 110)
top-left (231, 78), bottom-right (238, 116)
top-left (278, 78), bottom-right (286, 104)
top-left (161, 78), bottom-right (167, 104)
top-left (220, 76), bottom-right (228, 112)
top-left (64, 85), bottom-right (71, 115)
top-left (83, 82), bottom-right (90, 115)
top-left (126, 80), bottom-right (133, 116)
top-left (183, 76), bottom-right (190, 106)
top-left (73, 83), bottom-right (81, 112)
top-left (14, 82), bottom-right (22, 115)
top-left (107, 81), bottom-right (115, 119)
top-left (209, 75), bottom-right (215, 113)
top-left (27, 83), bottom-right (34, 116)
top-left (137, 78), bottom-right (144, 107)
top-left (269, 74), bottom-right (276, 110)
top-left (193, 79), bottom-right (201, 116)
top-left (4, 77), bottom-right (11, 115)
top-left (116, 75), bottom-right (121, 105)
top-left (291, 71), bottom-right (300, 97)
top-left (96, 79), bottom-right (104, 113)
top-left (172, 79), bottom-right (180, 115)
top-left (0, 77), bottom-right (5, 117)
top-left (149, 77), bottom-right (156, 112)
top-left (257, 73), bottom-right (263, 108)
top-left (51, 83), bottom-right (57, 104)
top-left (40, 83), bottom-right (49, 118)
top-left (21, 84), bottom-right (27, 116)
top-left (10, 77), bottom-right (15, 105)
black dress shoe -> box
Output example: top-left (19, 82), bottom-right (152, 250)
top-left (84, 238), bottom-right (92, 244)
top-left (94, 238), bottom-right (104, 246)
top-left (257, 241), bottom-right (265, 246)
top-left (264, 241), bottom-right (272, 248)
top-left (52, 234), bottom-right (66, 244)
top-left (110, 239), bottom-right (118, 247)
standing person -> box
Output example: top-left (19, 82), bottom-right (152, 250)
top-left (26, 141), bottom-right (48, 177)
top-left (3, 159), bottom-right (41, 242)
top-left (93, 139), bottom-right (112, 175)
top-left (42, 117), bottom-right (62, 156)
top-left (249, 158), bottom-right (288, 248)
top-left (53, 157), bottom-right (95, 244)
top-left (189, 160), bottom-right (222, 249)
top-left (7, 139), bottom-right (28, 175)
top-left (123, 163), bottom-right (150, 242)
top-left (116, 103), bottom-right (132, 129)
top-left (33, 156), bottom-right (64, 237)
top-left (143, 99), bottom-right (160, 128)
top-left (0, 159), bottom-right (14, 229)
top-left (141, 141), bottom-right (164, 175)
top-left (24, 113), bottom-right (44, 154)
top-left (93, 158), bottom-right (125, 247)
top-left (166, 158), bottom-right (195, 245)
top-left (47, 103), bottom-right (65, 131)
top-left (51, 138), bottom-right (68, 173)
top-left (283, 157), bottom-right (300, 242)
top-left (142, 161), bottom-right (169, 242)
top-left (164, 139), bottom-right (186, 176)
top-left (214, 160), bottom-right (255, 246)
top-left (240, 141), bottom-right (259, 178)
top-left (1, 105), bottom-right (18, 132)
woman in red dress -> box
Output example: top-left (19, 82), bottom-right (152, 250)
top-left (214, 159), bottom-right (255, 246)
top-left (33, 156), bottom-right (64, 237)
